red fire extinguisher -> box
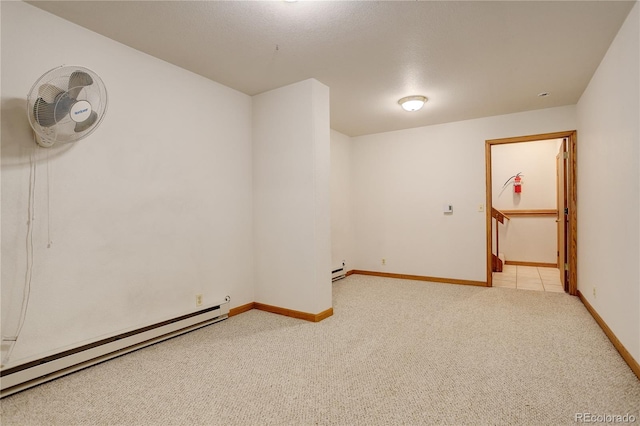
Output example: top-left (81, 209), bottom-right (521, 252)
top-left (514, 173), bottom-right (522, 193)
top-left (503, 173), bottom-right (523, 194)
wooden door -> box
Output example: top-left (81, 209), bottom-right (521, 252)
top-left (556, 139), bottom-right (568, 291)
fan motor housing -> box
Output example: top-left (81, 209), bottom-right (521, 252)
top-left (70, 100), bottom-right (92, 123)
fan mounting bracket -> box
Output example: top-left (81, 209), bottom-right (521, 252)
top-left (34, 134), bottom-right (55, 148)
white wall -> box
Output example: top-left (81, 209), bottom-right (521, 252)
top-left (330, 129), bottom-right (355, 272)
top-left (496, 218), bottom-right (558, 264)
top-left (492, 140), bottom-right (562, 210)
top-left (576, 3), bottom-right (639, 363)
top-left (492, 139), bottom-right (563, 264)
top-left (1, 2), bottom-right (254, 364)
top-left (351, 106), bottom-right (576, 281)
top-left (252, 79), bottom-right (332, 315)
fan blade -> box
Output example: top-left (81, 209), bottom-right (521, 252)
top-left (74, 111), bottom-right (97, 133)
top-left (33, 97), bottom-right (73, 127)
top-left (67, 71), bottom-right (94, 98)
top-left (38, 84), bottom-right (64, 104)
top-left (34, 95), bottom-right (74, 127)
top-left (34, 98), bottom-right (56, 127)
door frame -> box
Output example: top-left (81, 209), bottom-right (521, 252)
top-left (556, 139), bottom-right (568, 291)
top-left (485, 130), bottom-right (577, 295)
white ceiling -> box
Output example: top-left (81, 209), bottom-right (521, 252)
top-left (28, 1), bottom-right (636, 137)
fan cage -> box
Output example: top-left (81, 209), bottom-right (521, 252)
top-left (26, 65), bottom-right (108, 146)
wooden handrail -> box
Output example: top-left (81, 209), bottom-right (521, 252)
top-left (491, 207), bottom-right (510, 224)
top-left (500, 209), bottom-right (557, 217)
top-left (490, 207), bottom-right (509, 272)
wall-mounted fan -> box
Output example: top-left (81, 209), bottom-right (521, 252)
top-left (26, 65), bottom-right (108, 148)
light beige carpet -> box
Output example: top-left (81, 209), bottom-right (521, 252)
top-left (1, 275), bottom-right (639, 425)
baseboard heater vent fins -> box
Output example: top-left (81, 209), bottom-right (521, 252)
top-left (332, 264), bottom-right (346, 282)
top-left (0, 298), bottom-right (230, 398)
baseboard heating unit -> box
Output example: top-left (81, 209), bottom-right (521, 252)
top-left (332, 263), bottom-right (346, 282)
top-left (0, 298), bottom-right (230, 398)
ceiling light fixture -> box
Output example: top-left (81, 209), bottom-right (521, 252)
top-left (398, 95), bottom-right (427, 112)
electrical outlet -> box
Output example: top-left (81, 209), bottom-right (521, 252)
top-left (381, 258), bottom-right (386, 265)
top-left (592, 287), bottom-right (596, 298)
top-left (478, 203), bottom-right (485, 212)
top-left (196, 294), bottom-right (203, 307)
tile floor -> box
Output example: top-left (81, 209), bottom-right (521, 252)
top-left (492, 265), bottom-right (565, 293)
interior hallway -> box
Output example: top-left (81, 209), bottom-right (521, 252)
top-left (493, 265), bottom-right (565, 293)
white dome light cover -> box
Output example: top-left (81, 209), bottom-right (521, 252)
top-left (398, 95), bottom-right (427, 112)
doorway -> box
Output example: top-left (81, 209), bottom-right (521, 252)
top-left (485, 131), bottom-right (577, 295)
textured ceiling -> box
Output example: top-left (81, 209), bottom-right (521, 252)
top-left (28, 1), bottom-right (636, 137)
